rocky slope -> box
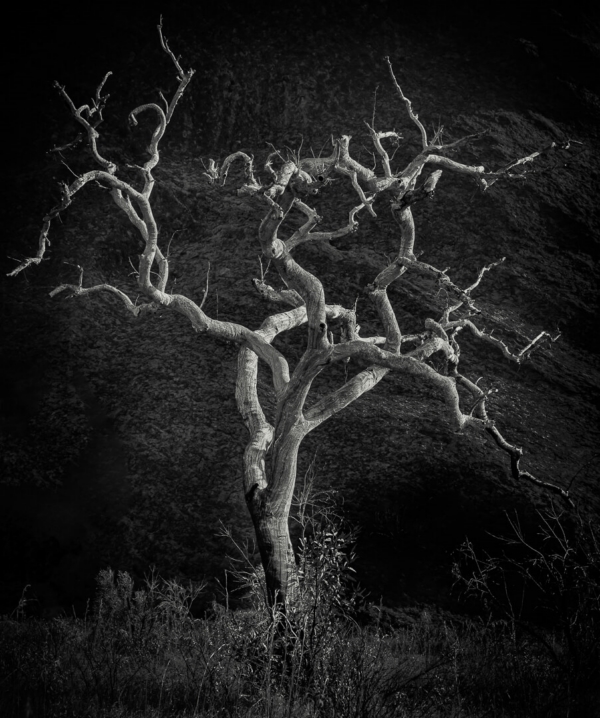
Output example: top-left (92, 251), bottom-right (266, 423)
top-left (2, 3), bottom-right (599, 615)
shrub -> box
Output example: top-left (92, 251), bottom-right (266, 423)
top-left (3, 506), bottom-right (599, 716)
top-left (455, 508), bottom-right (600, 716)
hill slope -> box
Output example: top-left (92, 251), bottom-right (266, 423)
top-left (2, 4), bottom-right (599, 615)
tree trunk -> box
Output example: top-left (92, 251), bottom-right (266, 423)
top-left (245, 465), bottom-right (301, 609)
top-left (249, 507), bottom-right (298, 609)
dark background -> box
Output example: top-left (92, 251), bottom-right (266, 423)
top-left (1, 1), bottom-right (599, 617)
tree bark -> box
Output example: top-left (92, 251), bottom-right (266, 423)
top-left (245, 430), bottom-right (304, 609)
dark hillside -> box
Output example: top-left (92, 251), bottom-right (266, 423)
top-left (1, 2), bottom-right (599, 617)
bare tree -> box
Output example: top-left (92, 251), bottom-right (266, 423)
top-left (9, 23), bottom-right (575, 611)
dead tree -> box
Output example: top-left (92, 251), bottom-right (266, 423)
top-left (9, 25), bottom-right (575, 611)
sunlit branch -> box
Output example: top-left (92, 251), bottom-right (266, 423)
top-left (204, 151), bottom-right (262, 195)
top-left (364, 121), bottom-right (402, 179)
top-left (452, 370), bottom-right (573, 504)
top-left (157, 15), bottom-right (195, 123)
top-left (285, 199), bottom-right (364, 250)
top-left (54, 75), bottom-right (117, 174)
top-left (385, 56), bottom-right (428, 149)
top-left (441, 258), bottom-right (505, 321)
top-left (50, 279), bottom-right (141, 315)
top-left (446, 319), bottom-right (558, 364)
top-left (335, 165), bottom-right (377, 217)
top-left (315, 341), bottom-right (488, 433)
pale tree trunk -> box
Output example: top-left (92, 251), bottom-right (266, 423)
top-left (246, 438), bottom-right (302, 608)
top-left (10, 30), bottom-right (576, 614)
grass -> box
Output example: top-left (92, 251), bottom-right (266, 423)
top-left (1, 576), bottom-right (597, 716)
top-left (2, 505), bottom-right (598, 717)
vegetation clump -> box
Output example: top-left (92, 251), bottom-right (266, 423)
top-left (2, 506), bottom-right (599, 717)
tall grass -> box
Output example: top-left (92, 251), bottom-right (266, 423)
top-left (2, 504), bottom-right (598, 717)
top-left (1, 573), bottom-right (588, 718)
